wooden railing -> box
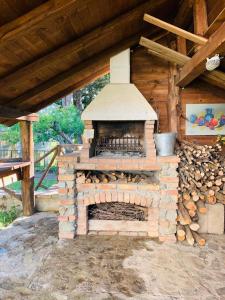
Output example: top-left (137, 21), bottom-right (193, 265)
top-left (34, 144), bottom-right (81, 190)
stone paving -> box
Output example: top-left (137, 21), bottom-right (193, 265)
top-left (0, 212), bottom-right (225, 300)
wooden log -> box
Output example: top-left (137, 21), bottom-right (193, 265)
top-left (189, 222), bottom-right (200, 231)
top-left (183, 192), bottom-right (191, 201)
top-left (192, 231), bottom-right (206, 246)
top-left (103, 172), bottom-right (117, 181)
top-left (215, 191), bottom-right (225, 204)
top-left (207, 195), bottom-right (216, 204)
top-left (192, 194), bottom-right (200, 202)
top-left (183, 199), bottom-right (197, 211)
top-left (178, 202), bottom-right (192, 224)
top-left (185, 225), bottom-right (194, 246)
top-left (177, 224), bottom-right (186, 241)
top-left (196, 200), bottom-right (207, 214)
top-left (98, 174), bottom-right (109, 183)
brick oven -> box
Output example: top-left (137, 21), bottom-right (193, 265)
top-left (57, 49), bottom-right (179, 242)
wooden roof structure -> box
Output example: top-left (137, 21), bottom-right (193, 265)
top-left (0, 0), bottom-right (225, 126)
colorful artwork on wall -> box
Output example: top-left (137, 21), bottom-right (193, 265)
top-left (186, 104), bottom-right (225, 135)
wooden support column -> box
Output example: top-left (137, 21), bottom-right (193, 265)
top-left (177, 36), bottom-right (187, 55)
top-left (193, 0), bottom-right (208, 36)
top-left (168, 42), bottom-right (180, 134)
top-left (193, 0), bottom-right (208, 52)
top-left (20, 121), bottom-right (34, 216)
top-left (168, 63), bottom-right (180, 133)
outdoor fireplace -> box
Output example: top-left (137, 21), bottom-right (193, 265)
top-left (57, 49), bottom-right (179, 242)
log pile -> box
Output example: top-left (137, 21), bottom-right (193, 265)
top-left (76, 171), bottom-right (156, 184)
top-left (88, 203), bottom-right (148, 221)
top-left (176, 140), bottom-right (225, 246)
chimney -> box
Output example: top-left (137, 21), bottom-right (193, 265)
top-left (110, 49), bottom-right (130, 83)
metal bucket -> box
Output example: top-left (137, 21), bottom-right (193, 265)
top-left (154, 132), bottom-right (177, 156)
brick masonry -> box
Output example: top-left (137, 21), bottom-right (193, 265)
top-left (57, 150), bottom-right (180, 242)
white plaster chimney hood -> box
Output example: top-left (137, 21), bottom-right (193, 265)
top-left (81, 49), bottom-right (157, 121)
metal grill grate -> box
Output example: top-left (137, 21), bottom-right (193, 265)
top-left (95, 136), bottom-right (143, 155)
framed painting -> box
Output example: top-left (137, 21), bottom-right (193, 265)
top-left (186, 104), bottom-right (225, 136)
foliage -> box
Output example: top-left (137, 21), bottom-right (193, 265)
top-left (0, 105), bottom-right (84, 145)
top-left (73, 73), bottom-right (110, 108)
top-left (0, 74), bottom-right (109, 146)
top-left (34, 104), bottom-right (84, 144)
top-left (0, 124), bottom-right (20, 146)
top-left (0, 206), bottom-right (21, 227)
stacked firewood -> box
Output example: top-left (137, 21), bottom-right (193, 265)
top-left (88, 203), bottom-right (147, 221)
top-left (76, 171), bottom-right (155, 184)
top-left (176, 140), bottom-right (225, 246)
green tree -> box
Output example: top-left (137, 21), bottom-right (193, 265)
top-left (73, 74), bottom-right (110, 110)
top-left (0, 74), bottom-right (109, 146)
top-left (0, 105), bottom-right (84, 146)
top-left (0, 124), bottom-right (20, 146)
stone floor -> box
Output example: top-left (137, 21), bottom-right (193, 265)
top-left (0, 213), bottom-right (225, 300)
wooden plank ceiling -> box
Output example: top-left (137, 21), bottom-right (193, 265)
top-left (0, 0), bottom-right (181, 126)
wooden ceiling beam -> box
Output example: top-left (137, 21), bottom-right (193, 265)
top-left (0, 0), bottom-right (161, 97)
top-left (177, 22), bottom-right (225, 87)
top-left (139, 36), bottom-right (225, 90)
top-left (0, 104), bottom-right (35, 119)
top-left (1, 64), bottom-right (108, 127)
top-left (33, 66), bottom-right (109, 113)
top-left (144, 14), bottom-right (207, 45)
top-left (140, 37), bottom-right (189, 65)
top-left (0, 0), bottom-right (80, 43)
top-left (204, 8), bottom-right (225, 37)
top-left (193, 0), bottom-right (208, 36)
top-left (3, 33), bottom-right (141, 123)
top-left (174, 0), bottom-right (194, 28)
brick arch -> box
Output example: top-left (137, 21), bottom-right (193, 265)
top-left (76, 190), bottom-right (158, 235)
top-left (77, 190), bottom-right (153, 208)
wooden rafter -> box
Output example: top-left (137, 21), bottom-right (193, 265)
top-left (205, 7), bottom-right (225, 37)
top-left (8, 34), bottom-right (139, 108)
top-left (139, 36), bottom-right (225, 90)
top-left (2, 65), bottom-right (109, 127)
top-left (144, 14), bottom-right (207, 44)
top-left (174, 0), bottom-right (194, 28)
top-left (0, 0), bottom-right (80, 43)
top-left (0, 1), bottom-right (160, 98)
top-left (1, 32), bottom-right (145, 127)
top-left (0, 104), bottom-right (34, 119)
top-left (193, 0), bottom-right (208, 36)
top-left (177, 22), bottom-right (225, 87)
top-left (140, 37), bottom-right (189, 65)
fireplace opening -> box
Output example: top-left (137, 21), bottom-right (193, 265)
top-left (92, 121), bottom-right (145, 157)
top-left (88, 202), bottom-right (148, 221)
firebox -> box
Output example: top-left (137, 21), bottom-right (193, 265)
top-left (57, 49), bottom-right (179, 242)
top-left (93, 121), bottom-right (145, 157)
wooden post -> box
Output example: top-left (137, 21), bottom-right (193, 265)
top-left (168, 41), bottom-right (180, 133)
top-left (20, 121), bottom-right (34, 216)
top-left (168, 63), bottom-right (180, 133)
top-left (177, 36), bottom-right (187, 55)
top-left (193, 0), bottom-right (208, 36)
